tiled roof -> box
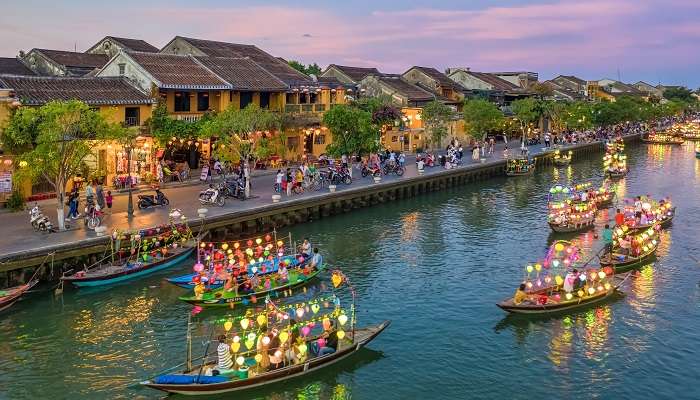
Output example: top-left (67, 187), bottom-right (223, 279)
top-left (194, 56), bottom-right (287, 91)
top-left (107, 37), bottom-right (159, 53)
top-left (34, 49), bottom-right (108, 69)
top-left (411, 66), bottom-right (460, 90)
top-left (0, 75), bottom-right (154, 105)
top-left (127, 52), bottom-right (229, 89)
top-left (464, 71), bottom-right (519, 91)
top-left (176, 37), bottom-right (310, 85)
top-left (0, 58), bottom-right (35, 76)
top-left (558, 75), bottom-right (586, 85)
top-left (377, 75), bottom-right (435, 102)
top-left (329, 64), bottom-right (380, 82)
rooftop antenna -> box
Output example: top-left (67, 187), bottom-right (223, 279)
top-left (74, 42), bottom-right (77, 52)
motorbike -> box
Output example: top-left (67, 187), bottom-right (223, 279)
top-left (83, 196), bottom-right (103, 230)
top-left (416, 153), bottom-right (435, 167)
top-left (383, 161), bottom-right (405, 176)
top-left (199, 183), bottom-right (225, 206)
top-left (138, 188), bottom-right (170, 209)
top-left (223, 178), bottom-right (246, 200)
top-left (30, 204), bottom-right (54, 233)
top-left (328, 166), bottom-right (352, 185)
top-left (361, 163), bottom-right (382, 178)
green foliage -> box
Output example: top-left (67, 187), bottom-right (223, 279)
top-left (288, 60), bottom-right (322, 76)
top-left (2, 100), bottom-right (127, 229)
top-left (511, 98), bottom-right (540, 138)
top-left (5, 189), bottom-right (25, 212)
top-left (563, 101), bottom-right (594, 130)
top-left (462, 99), bottom-right (504, 139)
top-left (322, 104), bottom-right (377, 156)
top-left (540, 100), bottom-right (566, 133)
top-left (200, 104), bottom-right (282, 164)
top-left (422, 100), bottom-right (455, 149)
top-left (663, 87), bottom-right (695, 103)
top-left (148, 103), bottom-right (212, 145)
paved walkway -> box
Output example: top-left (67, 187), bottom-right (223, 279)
top-left (0, 139), bottom-right (570, 259)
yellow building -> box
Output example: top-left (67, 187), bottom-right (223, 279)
top-left (0, 75), bottom-right (155, 200)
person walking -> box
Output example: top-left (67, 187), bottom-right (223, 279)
top-left (95, 182), bottom-right (105, 210)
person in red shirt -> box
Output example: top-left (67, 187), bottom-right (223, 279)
top-left (614, 208), bottom-right (625, 226)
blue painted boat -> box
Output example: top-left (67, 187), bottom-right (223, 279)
top-left (166, 255), bottom-right (305, 289)
top-left (62, 245), bottom-right (195, 287)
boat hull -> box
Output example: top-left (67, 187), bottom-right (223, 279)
top-left (600, 248), bottom-right (657, 273)
top-left (497, 289), bottom-right (615, 315)
top-left (553, 158), bottom-right (570, 166)
top-left (63, 247), bottom-right (195, 287)
top-left (548, 220), bottom-right (594, 233)
top-left (142, 321), bottom-right (391, 396)
top-left (0, 280), bottom-right (38, 312)
top-left (641, 138), bottom-right (684, 145)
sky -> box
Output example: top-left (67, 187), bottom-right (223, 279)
top-left (2, 0), bottom-right (699, 87)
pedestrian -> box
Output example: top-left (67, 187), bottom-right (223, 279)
top-left (520, 141), bottom-right (528, 156)
top-left (68, 189), bottom-right (79, 219)
top-left (96, 182), bottom-right (105, 210)
top-left (275, 169), bottom-right (283, 193)
top-left (105, 190), bottom-right (113, 213)
top-left (285, 168), bottom-right (293, 197)
top-left (488, 137), bottom-right (495, 154)
top-left (472, 144), bottom-right (479, 161)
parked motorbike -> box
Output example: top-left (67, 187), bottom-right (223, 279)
top-left (416, 153), bottom-right (435, 167)
top-left (199, 183), bottom-right (225, 206)
top-left (30, 203), bottom-right (54, 233)
top-left (328, 166), bottom-right (352, 185)
top-left (83, 196), bottom-right (103, 229)
top-left (138, 188), bottom-right (170, 209)
top-left (361, 163), bottom-right (382, 177)
top-left (223, 178), bottom-right (246, 201)
top-left (383, 161), bottom-right (405, 176)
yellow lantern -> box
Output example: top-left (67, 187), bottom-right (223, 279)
top-left (256, 314), bottom-right (266, 326)
top-left (555, 275), bottom-right (564, 286)
top-left (240, 318), bottom-right (250, 330)
top-left (587, 287), bottom-right (595, 295)
top-left (262, 336), bottom-right (270, 346)
top-left (331, 273), bottom-right (343, 288)
top-left (224, 321), bottom-right (233, 332)
top-left (338, 314), bottom-right (348, 326)
top-left (245, 339), bottom-right (254, 350)
top-left (231, 342), bottom-right (241, 352)
top-left (526, 265), bottom-right (533, 273)
top-left (255, 238), bottom-right (263, 245)
top-left (254, 354), bottom-right (263, 363)
top-left (311, 304), bottom-right (320, 314)
top-left (534, 263), bottom-right (542, 272)
top-left (577, 290), bottom-right (584, 297)
top-left (598, 271), bottom-right (606, 279)
top-left (279, 331), bottom-right (289, 343)
top-left (604, 283), bottom-right (611, 290)
top-left (337, 330), bottom-right (346, 339)
top-left (221, 243), bottom-right (229, 250)
top-left (555, 243), bottom-right (564, 252)
top-left (565, 293), bottom-right (573, 300)
top-left (297, 343), bottom-right (307, 354)
top-left (236, 356), bottom-right (245, 366)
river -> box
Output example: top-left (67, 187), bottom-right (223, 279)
top-left (1, 141), bottom-right (699, 400)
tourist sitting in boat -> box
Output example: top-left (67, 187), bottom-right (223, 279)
top-left (615, 209), bottom-right (624, 226)
top-left (312, 320), bottom-right (338, 356)
top-left (513, 283), bottom-right (531, 305)
top-left (300, 239), bottom-right (312, 258)
top-left (216, 335), bottom-right (233, 373)
top-left (268, 335), bottom-right (284, 370)
top-left (279, 264), bottom-right (289, 283)
top-left (309, 248), bottom-right (323, 271)
top-left (619, 235), bottom-right (631, 255)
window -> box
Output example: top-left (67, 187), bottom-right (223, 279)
top-left (174, 91), bottom-right (191, 112)
top-left (197, 92), bottom-right (209, 112)
top-left (309, 93), bottom-right (318, 103)
top-left (259, 92), bottom-right (271, 109)
top-left (314, 134), bottom-right (326, 145)
top-left (240, 92), bottom-right (253, 109)
top-left (286, 93), bottom-right (296, 104)
top-left (118, 63), bottom-right (126, 75)
top-left (287, 136), bottom-right (300, 151)
top-left (391, 136), bottom-right (398, 142)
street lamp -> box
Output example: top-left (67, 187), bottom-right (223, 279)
top-left (125, 143), bottom-right (134, 218)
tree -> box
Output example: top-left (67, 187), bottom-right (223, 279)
top-left (530, 82), bottom-right (554, 99)
top-left (201, 104), bottom-right (282, 197)
top-left (288, 60), bottom-right (322, 77)
top-left (541, 100), bottom-right (566, 133)
top-left (564, 101), bottom-right (594, 130)
top-left (462, 99), bottom-right (504, 140)
top-left (511, 98), bottom-right (540, 142)
top-left (422, 100), bottom-right (455, 150)
top-left (148, 102), bottom-right (212, 145)
top-left (663, 87), bottom-right (694, 103)
top-left (3, 100), bottom-right (124, 230)
top-left (322, 104), bottom-right (377, 157)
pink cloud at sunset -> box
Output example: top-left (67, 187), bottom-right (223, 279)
top-left (0, 0), bottom-right (698, 86)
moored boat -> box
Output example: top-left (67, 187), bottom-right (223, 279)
top-left (552, 149), bottom-right (572, 166)
top-left (641, 132), bottom-right (685, 145)
top-left (0, 279), bottom-right (38, 312)
top-left (497, 241), bottom-right (624, 315)
top-left (547, 184), bottom-right (597, 233)
top-left (505, 156), bottom-right (535, 176)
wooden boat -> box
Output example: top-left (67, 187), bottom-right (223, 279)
top-left (552, 150), bottom-right (572, 166)
top-left (606, 168), bottom-right (627, 179)
top-left (641, 134), bottom-right (684, 145)
top-left (62, 243), bottom-right (195, 287)
top-left (548, 218), bottom-right (595, 233)
top-left (497, 274), bottom-right (627, 315)
top-left (141, 321), bottom-right (390, 396)
top-left (0, 279), bottom-right (38, 312)
top-left (167, 255), bottom-right (306, 290)
top-left (599, 246), bottom-right (657, 273)
top-left (505, 157), bottom-right (535, 177)
top-left (179, 264), bottom-right (325, 307)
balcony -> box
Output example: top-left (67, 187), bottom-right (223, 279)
top-left (124, 117), bottom-right (140, 127)
top-left (172, 114), bottom-right (202, 123)
top-left (284, 103), bottom-right (328, 114)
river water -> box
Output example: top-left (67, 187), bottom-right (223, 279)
top-left (2, 141), bottom-right (700, 400)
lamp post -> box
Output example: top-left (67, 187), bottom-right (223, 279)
top-left (125, 143), bottom-right (134, 218)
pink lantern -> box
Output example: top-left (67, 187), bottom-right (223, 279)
top-left (193, 263), bottom-right (204, 272)
top-left (301, 326), bottom-right (311, 336)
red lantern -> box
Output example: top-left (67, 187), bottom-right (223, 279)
top-left (251, 295), bottom-right (257, 303)
top-left (193, 275), bottom-right (201, 283)
top-left (247, 240), bottom-right (253, 247)
top-left (265, 234), bottom-right (272, 242)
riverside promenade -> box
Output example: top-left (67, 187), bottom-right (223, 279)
top-left (0, 137), bottom-right (628, 274)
